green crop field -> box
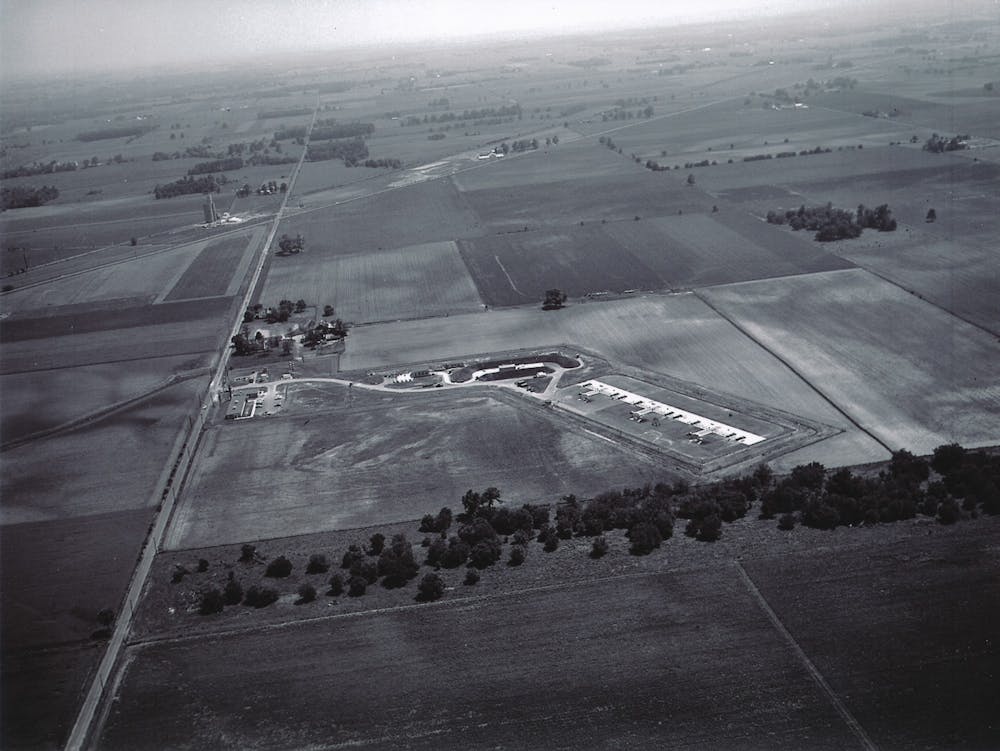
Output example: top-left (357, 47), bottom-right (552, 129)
top-left (165, 389), bottom-right (662, 550)
top-left (259, 240), bottom-right (483, 323)
top-left (701, 269), bottom-right (1000, 453)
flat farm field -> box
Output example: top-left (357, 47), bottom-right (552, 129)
top-left (0, 242), bottom-right (208, 314)
top-left (701, 269), bottom-right (1000, 454)
top-left (276, 176), bottom-right (480, 257)
top-left (604, 211), bottom-right (851, 289)
top-left (163, 229), bottom-right (261, 301)
top-left (98, 566), bottom-right (860, 751)
top-left (457, 227), bottom-right (660, 306)
top-left (259, 240), bottom-right (483, 324)
top-left (0, 378), bottom-right (201, 524)
top-left (0, 352), bottom-right (210, 444)
top-left (454, 155), bottom-right (710, 231)
top-left (743, 526), bottom-right (1000, 750)
top-left (165, 390), bottom-right (661, 549)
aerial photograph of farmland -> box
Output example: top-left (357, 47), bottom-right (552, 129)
top-left (1, 0), bottom-right (998, 748)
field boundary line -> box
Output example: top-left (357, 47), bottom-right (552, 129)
top-left (493, 254), bottom-right (529, 297)
top-left (735, 561), bottom-right (879, 751)
top-left (844, 264), bottom-right (999, 339)
top-left (128, 561), bottom-right (738, 649)
top-left (694, 290), bottom-right (894, 454)
top-left (0, 367), bottom-right (210, 452)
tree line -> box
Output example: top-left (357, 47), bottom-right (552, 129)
top-left (188, 442), bottom-right (997, 617)
top-left (76, 124), bottom-right (156, 141)
top-left (1, 185), bottom-right (59, 209)
top-left (153, 174), bottom-right (223, 199)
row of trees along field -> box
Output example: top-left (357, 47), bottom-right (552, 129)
top-left (188, 444), bottom-right (998, 615)
top-left (1, 185), bottom-right (59, 209)
top-left (766, 202), bottom-right (896, 240)
top-left (153, 174), bottom-right (225, 199)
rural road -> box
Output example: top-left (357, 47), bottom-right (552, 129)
top-left (63, 102), bottom-right (322, 751)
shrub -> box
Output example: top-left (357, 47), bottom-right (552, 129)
top-left (239, 544), bottom-right (256, 563)
top-left (508, 546), bottom-right (526, 566)
top-left (341, 544), bottom-right (365, 569)
top-left (328, 573), bottom-right (344, 596)
top-left (523, 503), bottom-right (550, 529)
top-left (306, 554), bottom-right (329, 574)
top-left (440, 537), bottom-right (471, 568)
top-left (590, 536), bottom-right (609, 558)
top-left (297, 583), bottom-right (317, 604)
top-left (425, 537), bottom-right (447, 567)
top-left (417, 573), bottom-right (445, 602)
top-left (543, 534), bottom-right (560, 553)
top-left (368, 533), bottom-right (386, 556)
top-left (697, 514), bottom-right (722, 542)
top-left (348, 576), bottom-right (368, 596)
top-left (223, 575), bottom-right (244, 605)
top-left (938, 499), bottom-right (961, 525)
top-left (265, 556), bottom-right (293, 578)
top-left (778, 513), bottom-right (797, 531)
top-left (197, 558), bottom-right (209, 573)
top-left (378, 534), bottom-right (419, 587)
top-left (351, 559), bottom-right (379, 584)
top-left (464, 569), bottom-right (480, 586)
top-left (470, 538), bottom-right (502, 569)
top-left (244, 586), bottom-right (279, 608)
top-left (171, 565), bottom-right (188, 583)
top-left (199, 588), bottom-right (225, 615)
top-left (629, 521), bottom-right (662, 554)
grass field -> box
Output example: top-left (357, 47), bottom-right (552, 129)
top-left (164, 231), bottom-right (257, 301)
top-left (743, 527), bottom-right (1000, 750)
top-left (701, 269), bottom-right (1000, 453)
top-left (259, 240), bottom-right (484, 323)
top-left (165, 389), bottom-right (662, 549)
top-left (99, 565), bottom-right (861, 750)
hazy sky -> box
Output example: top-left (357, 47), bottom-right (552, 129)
top-left (1, 0), bottom-right (834, 77)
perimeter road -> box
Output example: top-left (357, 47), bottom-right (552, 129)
top-left (63, 103), bottom-right (320, 751)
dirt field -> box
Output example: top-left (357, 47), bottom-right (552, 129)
top-left (701, 268), bottom-right (1000, 454)
top-left (165, 390), bottom-right (663, 550)
top-left (743, 527), bottom-right (1000, 750)
top-left (259, 240), bottom-right (484, 324)
top-left (99, 565), bottom-right (861, 750)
